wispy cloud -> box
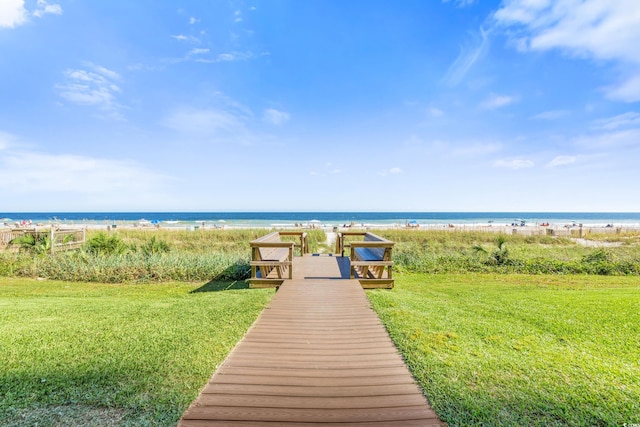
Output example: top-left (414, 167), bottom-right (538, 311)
top-left (443, 27), bottom-right (489, 86)
top-left (0, 0), bottom-right (61, 28)
top-left (546, 155), bottom-right (577, 168)
top-left (162, 107), bottom-right (247, 137)
top-left (0, 131), bottom-right (17, 150)
top-left (593, 112), bottom-right (640, 130)
top-left (234, 10), bottom-right (243, 23)
top-left (168, 50), bottom-right (268, 65)
top-left (310, 162), bottom-right (342, 176)
top-left (188, 17), bottom-right (199, 25)
top-left (530, 109), bottom-right (570, 120)
top-left (33, 0), bottom-right (62, 18)
top-left (189, 48), bottom-right (210, 55)
top-left (493, 0), bottom-right (640, 102)
top-left (0, 152), bottom-right (158, 192)
top-left (378, 167), bottom-right (403, 176)
top-left (494, 158), bottom-right (534, 169)
top-left (200, 51), bottom-right (269, 63)
top-left (442, 0), bottom-right (478, 8)
top-left (263, 109), bottom-right (290, 126)
top-left (452, 142), bottom-right (501, 157)
top-left (171, 34), bottom-right (200, 43)
top-left (606, 74), bottom-right (640, 103)
top-left (481, 93), bottom-right (517, 110)
top-left (56, 63), bottom-right (124, 120)
top-left (574, 128), bottom-right (640, 149)
top-left (428, 107), bottom-right (444, 117)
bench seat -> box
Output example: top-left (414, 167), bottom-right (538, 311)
top-left (344, 232), bottom-right (394, 288)
top-left (248, 231), bottom-right (308, 288)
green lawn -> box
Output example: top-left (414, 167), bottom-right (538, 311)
top-left (368, 273), bottom-right (640, 426)
top-left (3, 273), bottom-right (639, 426)
top-left (0, 278), bottom-right (272, 426)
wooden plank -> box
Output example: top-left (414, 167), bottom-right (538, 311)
top-left (181, 419), bottom-right (444, 427)
top-left (200, 382), bottom-right (424, 398)
top-left (216, 365), bottom-right (411, 378)
top-left (180, 276), bottom-right (444, 426)
top-left (209, 373), bottom-right (416, 387)
top-left (194, 393), bottom-right (429, 409)
top-left (182, 406), bottom-right (438, 423)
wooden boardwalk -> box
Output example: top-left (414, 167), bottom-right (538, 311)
top-left (180, 255), bottom-right (444, 426)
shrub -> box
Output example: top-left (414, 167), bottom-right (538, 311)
top-left (85, 232), bottom-right (129, 256)
top-left (140, 236), bottom-right (170, 256)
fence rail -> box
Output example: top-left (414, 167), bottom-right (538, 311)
top-left (0, 228), bottom-right (86, 253)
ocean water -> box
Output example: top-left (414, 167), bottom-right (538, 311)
top-left (2, 212), bottom-right (640, 228)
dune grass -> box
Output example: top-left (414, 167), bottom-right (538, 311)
top-left (0, 278), bottom-right (273, 426)
top-left (368, 273), bottom-right (640, 426)
top-left (375, 229), bottom-right (640, 275)
top-left (0, 228), bottom-right (328, 283)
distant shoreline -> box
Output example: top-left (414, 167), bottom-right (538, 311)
top-left (2, 222), bottom-right (639, 237)
top-left (2, 211), bottom-right (640, 230)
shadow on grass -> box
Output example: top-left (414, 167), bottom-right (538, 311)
top-left (190, 280), bottom-right (250, 293)
top-left (191, 262), bottom-right (252, 293)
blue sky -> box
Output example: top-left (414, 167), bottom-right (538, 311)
top-left (1, 0), bottom-right (639, 212)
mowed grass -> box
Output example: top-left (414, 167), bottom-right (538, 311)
top-left (0, 278), bottom-right (273, 426)
top-left (368, 273), bottom-right (640, 426)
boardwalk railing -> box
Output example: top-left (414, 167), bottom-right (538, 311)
top-left (248, 231), bottom-right (308, 288)
top-left (337, 231), bottom-right (394, 288)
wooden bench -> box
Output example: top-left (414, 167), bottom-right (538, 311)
top-left (248, 231), bottom-right (308, 288)
top-left (342, 231), bottom-right (394, 288)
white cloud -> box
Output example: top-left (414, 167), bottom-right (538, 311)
top-left (33, 0), bottom-right (62, 18)
top-left (546, 155), bottom-right (577, 168)
top-left (530, 109), bottom-right (570, 120)
top-left (189, 17), bottom-right (198, 25)
top-left (494, 158), bottom-right (534, 169)
top-left (481, 93), bottom-right (517, 109)
top-left (234, 10), bottom-right (243, 23)
top-left (189, 48), bottom-right (210, 55)
top-left (443, 27), bottom-right (489, 86)
top-left (0, 0), bottom-right (61, 28)
top-left (592, 112), bottom-right (640, 130)
top-left (56, 64), bottom-right (124, 119)
top-left (263, 108), bottom-right (290, 125)
top-left (606, 74), bottom-right (640, 103)
top-left (494, 0), bottom-right (640, 102)
top-left (0, 0), bottom-right (27, 28)
top-left (171, 34), bottom-right (200, 43)
top-left (378, 167), bottom-right (403, 176)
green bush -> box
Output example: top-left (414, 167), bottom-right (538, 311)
top-left (85, 232), bottom-right (129, 256)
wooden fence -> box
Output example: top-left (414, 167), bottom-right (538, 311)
top-left (0, 228), bottom-right (86, 254)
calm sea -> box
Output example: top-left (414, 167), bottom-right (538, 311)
top-left (2, 212), bottom-right (640, 227)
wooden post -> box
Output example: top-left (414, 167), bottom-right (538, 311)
top-left (50, 228), bottom-right (55, 255)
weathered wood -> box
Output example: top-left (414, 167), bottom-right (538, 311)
top-left (179, 279), bottom-right (444, 426)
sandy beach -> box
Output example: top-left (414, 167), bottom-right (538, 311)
top-left (2, 218), bottom-right (639, 239)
